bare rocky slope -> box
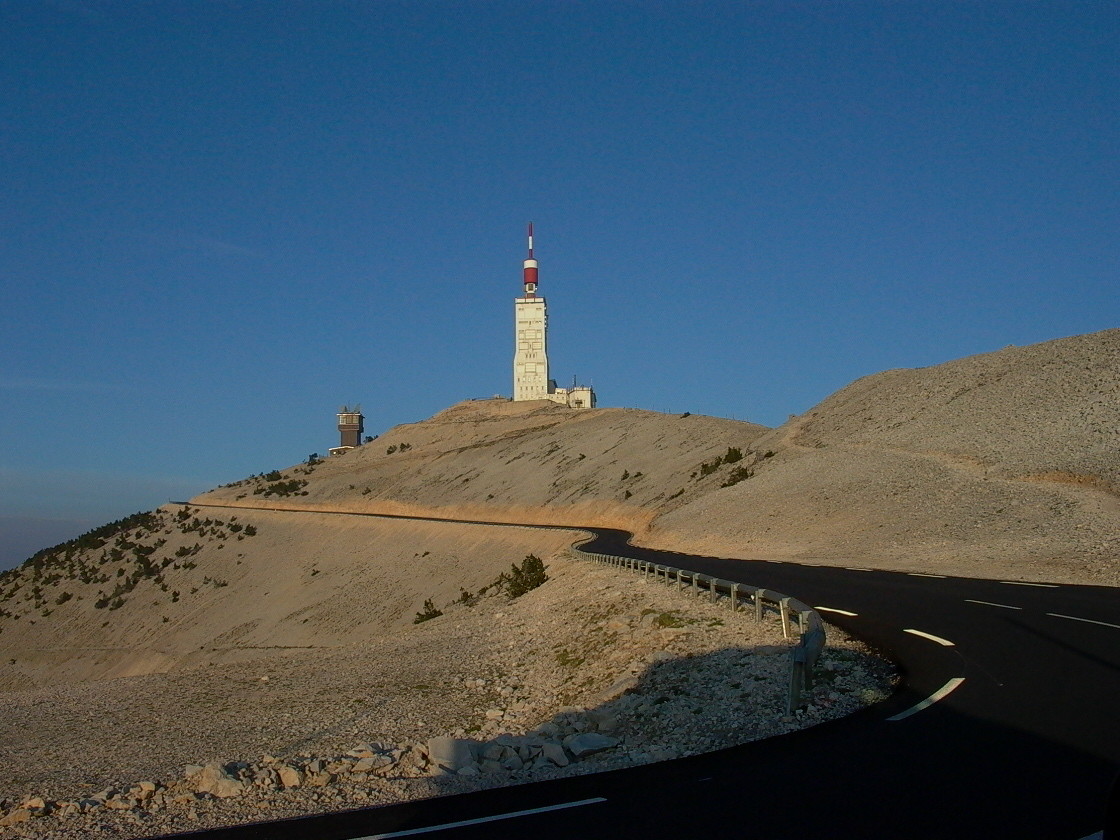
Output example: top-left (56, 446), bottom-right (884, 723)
top-left (2, 327), bottom-right (1115, 691)
top-left (195, 327), bottom-right (1119, 585)
top-left (196, 399), bottom-right (770, 533)
top-left (650, 328), bottom-right (1120, 583)
top-left (0, 327), bottom-right (1114, 835)
top-left (0, 558), bottom-right (891, 837)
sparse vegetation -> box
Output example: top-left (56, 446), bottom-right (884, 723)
top-left (0, 505), bottom-right (263, 620)
top-left (554, 647), bottom-right (585, 667)
top-left (695, 446), bottom-right (754, 480)
top-left (413, 599), bottom-right (443, 624)
top-left (721, 465), bottom-right (754, 487)
top-left (497, 554), bottom-right (549, 599)
top-left (254, 478), bottom-right (308, 497)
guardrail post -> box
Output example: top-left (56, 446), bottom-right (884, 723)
top-left (692, 573), bottom-right (699, 597)
top-left (801, 626), bottom-right (825, 688)
top-left (709, 577), bottom-right (717, 603)
top-left (799, 610), bottom-right (812, 638)
top-left (730, 583), bottom-right (739, 612)
top-left (780, 597), bottom-right (792, 640)
top-left (676, 568), bottom-right (683, 591)
top-left (787, 648), bottom-right (807, 713)
top-left (755, 589), bottom-right (766, 623)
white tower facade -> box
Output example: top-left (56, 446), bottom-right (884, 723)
top-left (513, 298), bottom-right (550, 401)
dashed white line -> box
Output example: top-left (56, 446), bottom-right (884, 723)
top-left (816, 607), bottom-right (859, 617)
top-left (908, 573), bottom-right (946, 579)
top-left (998, 580), bottom-right (1059, 588)
top-left (964, 599), bottom-right (1022, 610)
top-left (1046, 613), bottom-right (1120, 631)
top-left (356, 797), bottom-right (609, 838)
top-left (887, 677), bottom-right (966, 721)
top-left (845, 567), bottom-right (873, 572)
top-left (903, 628), bottom-right (956, 647)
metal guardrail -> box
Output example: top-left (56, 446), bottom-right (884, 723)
top-left (572, 545), bottom-right (826, 713)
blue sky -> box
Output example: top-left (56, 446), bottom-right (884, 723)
top-left (1, 1), bottom-right (1116, 569)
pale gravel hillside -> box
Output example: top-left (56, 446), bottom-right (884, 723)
top-left (785, 327), bottom-right (1120, 487)
top-left (0, 328), bottom-right (1115, 836)
top-left (0, 557), bottom-right (890, 838)
top-left (3, 329), bottom-right (1117, 692)
top-left (195, 400), bottom-right (770, 533)
top-left (649, 329), bottom-right (1120, 584)
top-left (0, 509), bottom-right (575, 688)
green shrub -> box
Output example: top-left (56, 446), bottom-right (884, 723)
top-left (503, 554), bottom-right (548, 598)
top-left (413, 599), bottom-right (443, 623)
top-left (721, 466), bottom-right (754, 487)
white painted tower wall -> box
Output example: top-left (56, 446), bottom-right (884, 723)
top-left (513, 291), bottom-right (550, 401)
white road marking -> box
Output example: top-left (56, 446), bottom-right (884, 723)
top-left (1046, 613), bottom-right (1120, 631)
top-left (887, 677), bottom-right (966, 721)
top-left (845, 567), bottom-right (873, 572)
top-left (964, 599), bottom-right (1022, 610)
top-left (998, 580), bottom-right (1059, 588)
top-left (816, 607), bottom-right (859, 617)
top-left (766, 560), bottom-right (784, 563)
top-left (908, 573), bottom-right (946, 579)
top-left (903, 628), bottom-right (956, 646)
top-left (357, 797), bottom-right (609, 838)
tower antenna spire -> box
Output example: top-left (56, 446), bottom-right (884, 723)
top-left (522, 221), bottom-right (538, 296)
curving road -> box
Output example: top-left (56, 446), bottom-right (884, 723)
top-left (165, 509), bottom-right (1120, 840)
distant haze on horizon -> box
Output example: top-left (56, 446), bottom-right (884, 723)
top-left (1, 1), bottom-right (1116, 570)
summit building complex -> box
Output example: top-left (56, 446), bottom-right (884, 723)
top-left (512, 223), bottom-right (595, 409)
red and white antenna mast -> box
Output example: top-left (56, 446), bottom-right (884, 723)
top-left (522, 222), bottom-right (538, 296)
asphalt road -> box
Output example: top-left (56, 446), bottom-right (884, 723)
top-left (167, 510), bottom-right (1120, 839)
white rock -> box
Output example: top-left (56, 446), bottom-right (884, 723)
top-left (427, 737), bottom-right (475, 774)
top-left (563, 733), bottom-right (620, 757)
